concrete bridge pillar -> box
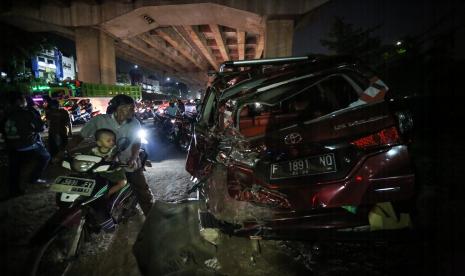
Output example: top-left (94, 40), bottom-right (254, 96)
top-left (264, 19), bottom-right (294, 58)
top-left (75, 28), bottom-right (116, 84)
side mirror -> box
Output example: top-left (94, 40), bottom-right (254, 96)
top-left (116, 137), bottom-right (130, 152)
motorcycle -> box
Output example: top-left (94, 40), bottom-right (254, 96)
top-left (176, 113), bottom-right (196, 151)
top-left (153, 111), bottom-right (194, 151)
top-left (161, 114), bottom-right (182, 143)
top-left (70, 107), bottom-right (91, 125)
top-left (153, 109), bottom-right (166, 129)
top-left (135, 106), bottom-right (154, 121)
top-left (27, 138), bottom-right (141, 276)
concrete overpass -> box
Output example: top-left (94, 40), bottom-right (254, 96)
top-left (1, 0), bottom-right (329, 90)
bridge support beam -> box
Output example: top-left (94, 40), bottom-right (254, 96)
top-left (75, 28), bottom-right (116, 84)
top-left (264, 19), bottom-right (294, 58)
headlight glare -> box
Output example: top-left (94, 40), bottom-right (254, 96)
top-left (138, 129), bottom-right (147, 140)
top-left (71, 160), bottom-right (96, 172)
top-left (138, 129), bottom-right (148, 144)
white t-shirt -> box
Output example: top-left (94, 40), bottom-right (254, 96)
top-left (80, 114), bottom-right (142, 171)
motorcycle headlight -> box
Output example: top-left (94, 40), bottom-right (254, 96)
top-left (72, 159), bottom-right (96, 172)
top-left (138, 129), bottom-right (147, 139)
top-left (138, 129), bottom-right (148, 144)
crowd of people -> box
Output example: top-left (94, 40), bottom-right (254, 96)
top-left (0, 92), bottom-right (203, 216)
top-left (135, 98), bottom-right (200, 117)
top-left (0, 93), bottom-right (154, 218)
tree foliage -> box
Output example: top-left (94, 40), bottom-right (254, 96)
top-left (320, 17), bottom-right (382, 63)
top-left (116, 73), bottom-right (130, 84)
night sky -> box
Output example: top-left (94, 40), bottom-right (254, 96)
top-left (293, 0), bottom-right (465, 58)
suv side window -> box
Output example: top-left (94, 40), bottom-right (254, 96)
top-left (315, 75), bottom-right (360, 112)
top-left (282, 74), bottom-right (359, 121)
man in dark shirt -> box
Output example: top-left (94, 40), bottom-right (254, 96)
top-left (177, 99), bottom-right (185, 114)
top-left (46, 99), bottom-right (72, 158)
top-left (1, 93), bottom-right (51, 197)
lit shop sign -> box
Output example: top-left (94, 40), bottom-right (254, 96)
top-left (38, 61), bottom-right (57, 69)
top-left (31, 85), bottom-right (51, 92)
top-left (61, 56), bottom-right (76, 80)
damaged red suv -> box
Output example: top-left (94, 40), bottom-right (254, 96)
top-left (186, 55), bottom-right (415, 239)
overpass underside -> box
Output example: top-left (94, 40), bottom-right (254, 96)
top-left (0, 0), bottom-right (329, 90)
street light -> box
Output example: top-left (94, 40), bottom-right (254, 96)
top-left (166, 77), bottom-right (170, 81)
top-left (134, 65), bottom-right (138, 69)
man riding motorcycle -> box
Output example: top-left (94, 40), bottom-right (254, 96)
top-left (57, 94), bottom-right (154, 216)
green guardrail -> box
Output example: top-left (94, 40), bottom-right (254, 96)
top-left (81, 83), bottom-right (142, 99)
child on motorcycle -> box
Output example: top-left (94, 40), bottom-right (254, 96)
top-left (86, 128), bottom-right (127, 231)
top-left (89, 128), bottom-right (127, 196)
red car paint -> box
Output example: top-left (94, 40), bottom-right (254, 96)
top-left (186, 55), bottom-right (415, 239)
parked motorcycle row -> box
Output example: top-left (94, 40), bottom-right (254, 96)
top-left (62, 98), bottom-right (99, 125)
top-left (134, 101), bottom-right (156, 121)
top-left (153, 102), bottom-right (197, 151)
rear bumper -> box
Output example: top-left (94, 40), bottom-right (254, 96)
top-left (231, 206), bottom-right (373, 240)
top-left (278, 145), bottom-right (415, 209)
top-left (233, 146), bottom-right (415, 235)
top-left (207, 145), bottom-right (415, 237)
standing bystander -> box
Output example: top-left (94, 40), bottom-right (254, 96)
top-left (46, 99), bottom-right (72, 158)
top-left (176, 99), bottom-right (185, 114)
top-left (1, 93), bottom-right (51, 198)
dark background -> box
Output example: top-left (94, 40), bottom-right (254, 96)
top-left (294, 1), bottom-right (465, 274)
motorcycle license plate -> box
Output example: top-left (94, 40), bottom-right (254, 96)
top-left (270, 153), bottom-right (337, 179)
top-left (50, 176), bottom-right (96, 196)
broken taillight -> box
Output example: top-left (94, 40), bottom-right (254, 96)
top-left (351, 126), bottom-right (401, 149)
top-left (227, 167), bottom-right (291, 209)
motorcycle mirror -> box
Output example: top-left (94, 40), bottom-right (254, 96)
top-left (116, 137), bottom-right (130, 152)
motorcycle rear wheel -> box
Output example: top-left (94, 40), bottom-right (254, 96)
top-left (112, 193), bottom-right (138, 223)
top-left (29, 217), bottom-right (87, 276)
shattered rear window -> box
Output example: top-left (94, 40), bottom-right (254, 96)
top-left (236, 73), bottom-right (362, 137)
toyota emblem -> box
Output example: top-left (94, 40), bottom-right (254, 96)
top-left (284, 132), bottom-right (303, 145)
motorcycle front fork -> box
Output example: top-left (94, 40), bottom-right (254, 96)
top-left (67, 216), bottom-right (86, 259)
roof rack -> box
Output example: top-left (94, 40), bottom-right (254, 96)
top-left (219, 56), bottom-right (312, 73)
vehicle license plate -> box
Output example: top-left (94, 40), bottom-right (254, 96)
top-left (270, 153), bottom-right (337, 179)
top-left (50, 176), bottom-right (96, 196)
